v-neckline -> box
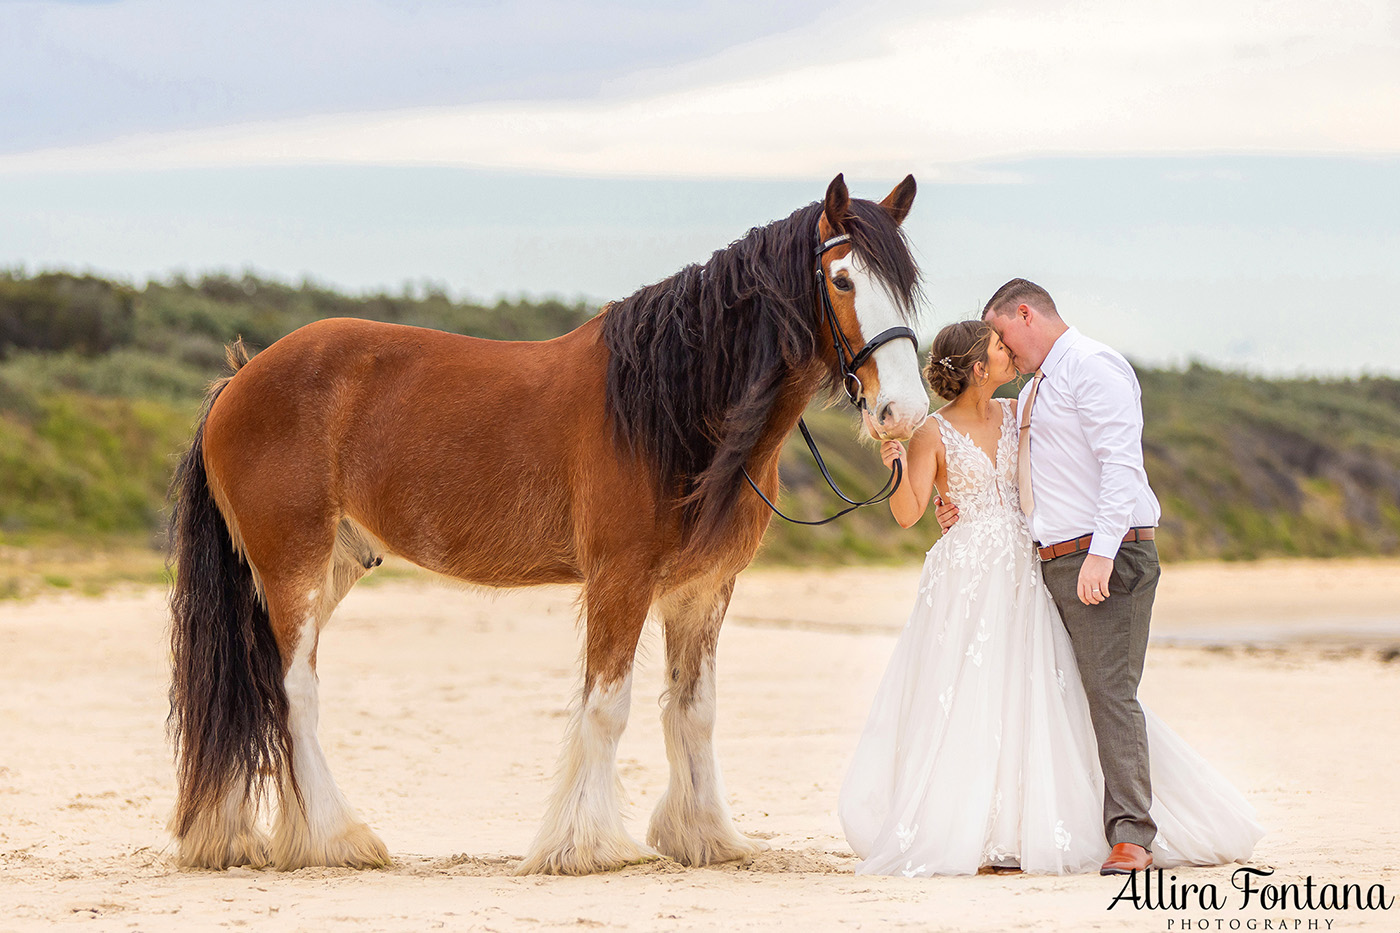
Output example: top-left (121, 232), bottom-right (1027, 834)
top-left (934, 402), bottom-right (1007, 471)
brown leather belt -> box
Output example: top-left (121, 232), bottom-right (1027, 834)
top-left (1036, 527), bottom-right (1155, 562)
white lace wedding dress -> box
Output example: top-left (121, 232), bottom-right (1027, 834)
top-left (838, 398), bottom-right (1265, 876)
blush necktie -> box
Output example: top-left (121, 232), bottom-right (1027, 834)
top-left (1017, 371), bottom-right (1045, 517)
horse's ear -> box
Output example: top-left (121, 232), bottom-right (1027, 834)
top-left (880, 174), bottom-right (917, 226)
top-left (820, 173), bottom-right (850, 237)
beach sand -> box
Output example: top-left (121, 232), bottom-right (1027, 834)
top-left (1, 560), bottom-right (1397, 931)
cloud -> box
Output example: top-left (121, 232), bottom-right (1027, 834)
top-left (2, 0), bottom-right (1398, 179)
top-left (0, 0), bottom-right (846, 152)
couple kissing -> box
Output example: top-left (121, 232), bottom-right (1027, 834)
top-left (839, 279), bottom-right (1265, 877)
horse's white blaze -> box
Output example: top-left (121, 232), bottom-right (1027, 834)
top-left (518, 671), bottom-right (652, 874)
top-left (831, 252), bottom-right (928, 436)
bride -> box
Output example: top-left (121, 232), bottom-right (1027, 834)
top-left (838, 320), bottom-right (1265, 876)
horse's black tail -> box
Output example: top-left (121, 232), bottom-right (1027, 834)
top-left (167, 342), bottom-right (292, 859)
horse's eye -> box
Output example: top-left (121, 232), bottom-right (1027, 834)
top-left (832, 275), bottom-right (853, 292)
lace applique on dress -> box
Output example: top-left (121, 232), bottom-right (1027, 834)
top-left (931, 399), bottom-right (1017, 517)
top-left (926, 400), bottom-right (1032, 577)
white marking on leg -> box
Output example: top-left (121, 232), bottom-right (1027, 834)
top-left (649, 584), bottom-right (765, 866)
top-left (578, 671), bottom-right (632, 805)
top-left (518, 671), bottom-right (652, 874)
top-left (670, 654), bottom-right (722, 799)
top-left (273, 612), bottom-right (387, 868)
top-left (285, 615), bottom-right (347, 835)
top-left (650, 654), bottom-right (762, 865)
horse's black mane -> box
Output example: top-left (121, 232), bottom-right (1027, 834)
top-left (601, 197), bottom-right (921, 550)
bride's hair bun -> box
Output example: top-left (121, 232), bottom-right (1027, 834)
top-left (924, 320), bottom-right (994, 401)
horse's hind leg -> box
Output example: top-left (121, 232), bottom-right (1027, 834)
top-left (264, 527), bottom-right (389, 870)
top-left (517, 563), bottom-right (656, 875)
top-left (648, 574), bottom-right (767, 865)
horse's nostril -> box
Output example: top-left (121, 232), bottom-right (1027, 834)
top-left (879, 402), bottom-right (894, 425)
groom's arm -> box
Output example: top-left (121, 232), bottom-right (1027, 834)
top-left (1076, 351), bottom-right (1149, 563)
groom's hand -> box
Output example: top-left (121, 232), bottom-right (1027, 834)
top-left (935, 497), bottom-right (959, 532)
top-left (1077, 554), bottom-right (1114, 605)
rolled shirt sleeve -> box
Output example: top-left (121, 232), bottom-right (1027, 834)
top-left (1075, 352), bottom-right (1148, 561)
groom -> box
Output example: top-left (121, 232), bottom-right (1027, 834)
top-left (941, 278), bottom-right (1162, 875)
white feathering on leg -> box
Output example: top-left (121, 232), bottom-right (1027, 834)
top-left (172, 782), bottom-right (270, 869)
top-left (517, 672), bottom-right (654, 875)
top-left (648, 653), bottom-right (767, 865)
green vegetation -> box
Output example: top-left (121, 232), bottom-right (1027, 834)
top-left (0, 269), bottom-right (1396, 595)
top-left (1136, 366), bottom-right (1400, 560)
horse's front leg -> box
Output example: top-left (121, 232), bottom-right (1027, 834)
top-left (516, 567), bottom-right (656, 875)
top-left (648, 574), bottom-right (768, 865)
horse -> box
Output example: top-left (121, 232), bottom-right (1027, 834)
top-left (166, 173), bottom-right (930, 875)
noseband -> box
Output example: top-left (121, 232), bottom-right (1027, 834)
top-left (741, 232), bottom-right (919, 526)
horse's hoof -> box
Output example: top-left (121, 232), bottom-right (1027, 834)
top-left (514, 838), bottom-right (657, 875)
top-left (649, 828), bottom-right (769, 867)
top-left (270, 821), bottom-right (391, 871)
top-left (172, 818), bottom-right (271, 870)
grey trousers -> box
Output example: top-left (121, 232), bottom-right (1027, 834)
top-left (1039, 539), bottom-right (1160, 850)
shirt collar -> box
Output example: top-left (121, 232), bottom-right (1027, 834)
top-left (1039, 326), bottom-right (1080, 377)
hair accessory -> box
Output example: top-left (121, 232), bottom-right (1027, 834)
top-left (938, 357), bottom-right (955, 371)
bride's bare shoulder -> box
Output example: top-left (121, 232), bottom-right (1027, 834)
top-left (913, 413), bottom-right (947, 452)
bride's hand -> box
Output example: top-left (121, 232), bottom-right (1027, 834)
top-left (881, 439), bottom-right (907, 470)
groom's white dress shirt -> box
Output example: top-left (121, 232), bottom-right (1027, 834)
top-left (1017, 327), bottom-right (1161, 561)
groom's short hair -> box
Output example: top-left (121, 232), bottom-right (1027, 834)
top-left (983, 279), bottom-right (1059, 320)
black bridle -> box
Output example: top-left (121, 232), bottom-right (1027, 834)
top-left (741, 233), bottom-right (919, 526)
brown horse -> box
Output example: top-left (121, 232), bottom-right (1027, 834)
top-left (167, 174), bottom-right (929, 875)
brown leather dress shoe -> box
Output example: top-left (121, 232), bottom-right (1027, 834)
top-left (1099, 843), bottom-right (1153, 875)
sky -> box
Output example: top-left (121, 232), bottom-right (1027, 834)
top-left (3, 0), bottom-right (1399, 375)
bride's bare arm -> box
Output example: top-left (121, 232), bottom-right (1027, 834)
top-left (883, 419), bottom-right (946, 529)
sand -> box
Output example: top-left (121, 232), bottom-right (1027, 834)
top-left (1, 559), bottom-right (1398, 931)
